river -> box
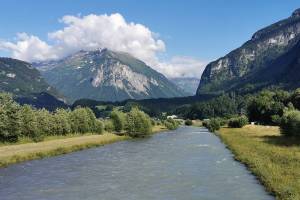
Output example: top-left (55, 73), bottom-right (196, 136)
top-left (0, 126), bottom-right (273, 200)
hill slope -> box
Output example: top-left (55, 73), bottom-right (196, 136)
top-left (34, 49), bottom-right (186, 102)
top-left (0, 58), bottom-right (55, 96)
top-left (197, 8), bottom-right (300, 94)
top-left (0, 57), bottom-right (66, 110)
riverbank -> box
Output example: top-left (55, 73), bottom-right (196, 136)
top-left (219, 125), bottom-right (300, 200)
top-left (0, 125), bottom-right (167, 168)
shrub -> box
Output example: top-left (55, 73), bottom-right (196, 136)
top-left (280, 110), bottom-right (300, 137)
top-left (125, 107), bottom-right (152, 137)
top-left (164, 118), bottom-right (180, 130)
top-left (203, 118), bottom-right (220, 132)
top-left (228, 115), bottom-right (249, 128)
top-left (185, 119), bottom-right (193, 126)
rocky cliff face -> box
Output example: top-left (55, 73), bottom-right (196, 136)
top-left (34, 49), bottom-right (186, 102)
top-left (197, 9), bottom-right (300, 94)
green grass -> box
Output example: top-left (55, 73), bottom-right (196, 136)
top-left (219, 125), bottom-right (300, 200)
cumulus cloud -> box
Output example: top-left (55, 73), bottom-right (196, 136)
top-left (0, 33), bottom-right (57, 61)
top-left (0, 13), bottom-right (206, 78)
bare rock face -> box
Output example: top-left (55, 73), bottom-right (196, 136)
top-left (34, 49), bottom-right (186, 102)
top-left (197, 8), bottom-right (300, 94)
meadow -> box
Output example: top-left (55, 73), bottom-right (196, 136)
top-left (219, 125), bottom-right (300, 200)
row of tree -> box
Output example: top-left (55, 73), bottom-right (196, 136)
top-left (0, 93), bottom-right (161, 143)
top-left (0, 93), bottom-right (103, 142)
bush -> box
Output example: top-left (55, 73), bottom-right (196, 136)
top-left (280, 110), bottom-right (300, 137)
top-left (228, 115), bottom-right (249, 128)
top-left (164, 118), bottom-right (180, 130)
top-left (185, 119), bottom-right (193, 126)
top-left (203, 118), bottom-right (220, 132)
top-left (125, 108), bottom-right (152, 137)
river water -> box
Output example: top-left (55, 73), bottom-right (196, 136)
top-left (0, 126), bottom-right (274, 200)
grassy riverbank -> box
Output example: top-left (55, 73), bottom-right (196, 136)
top-left (0, 125), bottom-right (167, 168)
top-left (219, 125), bottom-right (300, 200)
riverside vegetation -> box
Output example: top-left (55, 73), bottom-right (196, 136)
top-left (0, 92), bottom-right (179, 167)
top-left (193, 88), bottom-right (300, 200)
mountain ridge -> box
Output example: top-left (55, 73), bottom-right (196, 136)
top-left (34, 49), bottom-right (187, 102)
top-left (197, 9), bottom-right (300, 95)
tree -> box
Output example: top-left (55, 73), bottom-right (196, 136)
top-left (85, 107), bottom-right (97, 132)
top-left (125, 108), bottom-right (152, 137)
top-left (247, 90), bottom-right (285, 125)
top-left (290, 88), bottom-right (300, 110)
top-left (36, 108), bottom-right (53, 136)
top-left (0, 93), bottom-right (21, 142)
top-left (53, 108), bottom-right (71, 135)
top-left (280, 110), bottom-right (300, 137)
top-left (69, 107), bottom-right (90, 134)
top-left (110, 109), bottom-right (126, 132)
top-left (19, 105), bottom-right (43, 141)
top-left (94, 119), bottom-right (104, 134)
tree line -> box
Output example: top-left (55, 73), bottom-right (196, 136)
top-left (180, 88), bottom-right (300, 137)
top-left (0, 92), bottom-right (174, 143)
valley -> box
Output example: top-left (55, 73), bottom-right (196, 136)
top-left (1, 2), bottom-right (300, 200)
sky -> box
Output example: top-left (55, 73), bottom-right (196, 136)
top-left (0, 0), bottom-right (299, 78)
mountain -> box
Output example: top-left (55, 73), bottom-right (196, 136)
top-left (197, 8), bottom-right (300, 95)
top-left (170, 77), bottom-right (199, 95)
top-left (0, 58), bottom-right (55, 96)
top-left (0, 57), bottom-right (66, 109)
top-left (34, 49), bottom-right (187, 102)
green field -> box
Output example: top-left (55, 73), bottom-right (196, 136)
top-left (219, 125), bottom-right (300, 200)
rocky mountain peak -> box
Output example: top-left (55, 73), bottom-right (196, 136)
top-left (35, 49), bottom-right (186, 102)
top-left (292, 8), bottom-right (300, 18)
top-left (197, 8), bottom-right (300, 95)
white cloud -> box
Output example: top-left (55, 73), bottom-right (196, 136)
top-left (0, 13), bottom-right (206, 78)
top-left (157, 56), bottom-right (207, 78)
top-left (0, 33), bottom-right (57, 61)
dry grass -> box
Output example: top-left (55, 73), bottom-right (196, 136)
top-left (192, 120), bottom-right (203, 127)
top-left (152, 125), bottom-right (168, 133)
top-left (219, 125), bottom-right (300, 200)
top-left (0, 133), bottom-right (129, 168)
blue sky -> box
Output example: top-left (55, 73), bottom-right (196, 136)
top-left (0, 0), bottom-right (299, 77)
